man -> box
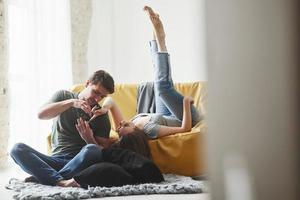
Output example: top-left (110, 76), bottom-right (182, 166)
top-left (10, 70), bottom-right (115, 187)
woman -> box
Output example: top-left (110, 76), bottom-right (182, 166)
top-left (93, 6), bottom-right (201, 139)
top-left (92, 6), bottom-right (201, 139)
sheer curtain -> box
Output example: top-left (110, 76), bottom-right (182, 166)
top-left (7, 0), bottom-right (72, 154)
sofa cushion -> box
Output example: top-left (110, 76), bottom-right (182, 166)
top-left (74, 162), bottom-right (133, 188)
top-left (149, 121), bottom-right (207, 177)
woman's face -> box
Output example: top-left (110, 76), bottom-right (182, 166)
top-left (117, 120), bottom-right (136, 136)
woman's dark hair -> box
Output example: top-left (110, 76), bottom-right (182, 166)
top-left (113, 128), bottom-right (152, 159)
top-left (89, 70), bottom-right (114, 94)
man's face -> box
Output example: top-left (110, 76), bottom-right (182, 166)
top-left (80, 82), bottom-right (109, 106)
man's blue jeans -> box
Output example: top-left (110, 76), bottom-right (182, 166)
top-left (10, 143), bottom-right (103, 185)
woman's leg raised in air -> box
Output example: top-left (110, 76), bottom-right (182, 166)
top-left (144, 6), bottom-right (200, 125)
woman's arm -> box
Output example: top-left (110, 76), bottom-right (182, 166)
top-left (93, 97), bottom-right (125, 131)
top-left (157, 96), bottom-right (193, 138)
top-left (181, 96), bottom-right (193, 131)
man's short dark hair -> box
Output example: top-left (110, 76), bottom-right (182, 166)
top-left (89, 70), bottom-right (114, 94)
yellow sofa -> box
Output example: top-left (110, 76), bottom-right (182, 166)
top-left (47, 81), bottom-right (207, 177)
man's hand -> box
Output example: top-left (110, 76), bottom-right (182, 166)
top-left (72, 99), bottom-right (92, 116)
top-left (75, 117), bottom-right (94, 143)
top-left (89, 107), bottom-right (109, 122)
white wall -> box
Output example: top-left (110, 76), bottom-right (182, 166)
top-left (87, 0), bottom-right (206, 83)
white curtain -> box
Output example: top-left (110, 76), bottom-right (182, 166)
top-left (7, 0), bottom-right (72, 154)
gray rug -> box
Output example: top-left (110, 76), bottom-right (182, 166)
top-left (5, 174), bottom-right (209, 200)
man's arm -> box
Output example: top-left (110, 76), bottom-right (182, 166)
top-left (75, 118), bottom-right (99, 144)
top-left (38, 99), bottom-right (92, 120)
top-left (94, 136), bottom-right (118, 149)
top-left (75, 117), bottom-right (117, 148)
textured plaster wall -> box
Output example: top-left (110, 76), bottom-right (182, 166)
top-left (70, 0), bottom-right (92, 84)
top-left (0, 0), bottom-right (9, 166)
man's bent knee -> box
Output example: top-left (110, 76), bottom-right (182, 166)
top-left (10, 143), bottom-right (28, 158)
top-left (81, 144), bottom-right (102, 155)
top-left (78, 144), bottom-right (103, 162)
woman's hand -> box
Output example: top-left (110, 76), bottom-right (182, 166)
top-left (89, 107), bottom-right (108, 122)
top-left (75, 117), bottom-right (94, 143)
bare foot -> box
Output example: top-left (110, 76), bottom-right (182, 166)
top-left (24, 175), bottom-right (39, 183)
top-left (143, 6), bottom-right (167, 52)
top-left (57, 178), bottom-right (80, 187)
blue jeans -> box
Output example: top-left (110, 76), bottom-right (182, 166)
top-left (149, 40), bottom-right (201, 126)
top-left (10, 143), bottom-right (103, 185)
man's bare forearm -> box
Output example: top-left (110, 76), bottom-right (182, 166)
top-left (38, 99), bottom-right (74, 120)
top-left (84, 135), bottom-right (99, 145)
top-left (95, 136), bottom-right (117, 149)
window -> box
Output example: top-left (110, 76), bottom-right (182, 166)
top-left (8, 0), bottom-right (72, 153)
